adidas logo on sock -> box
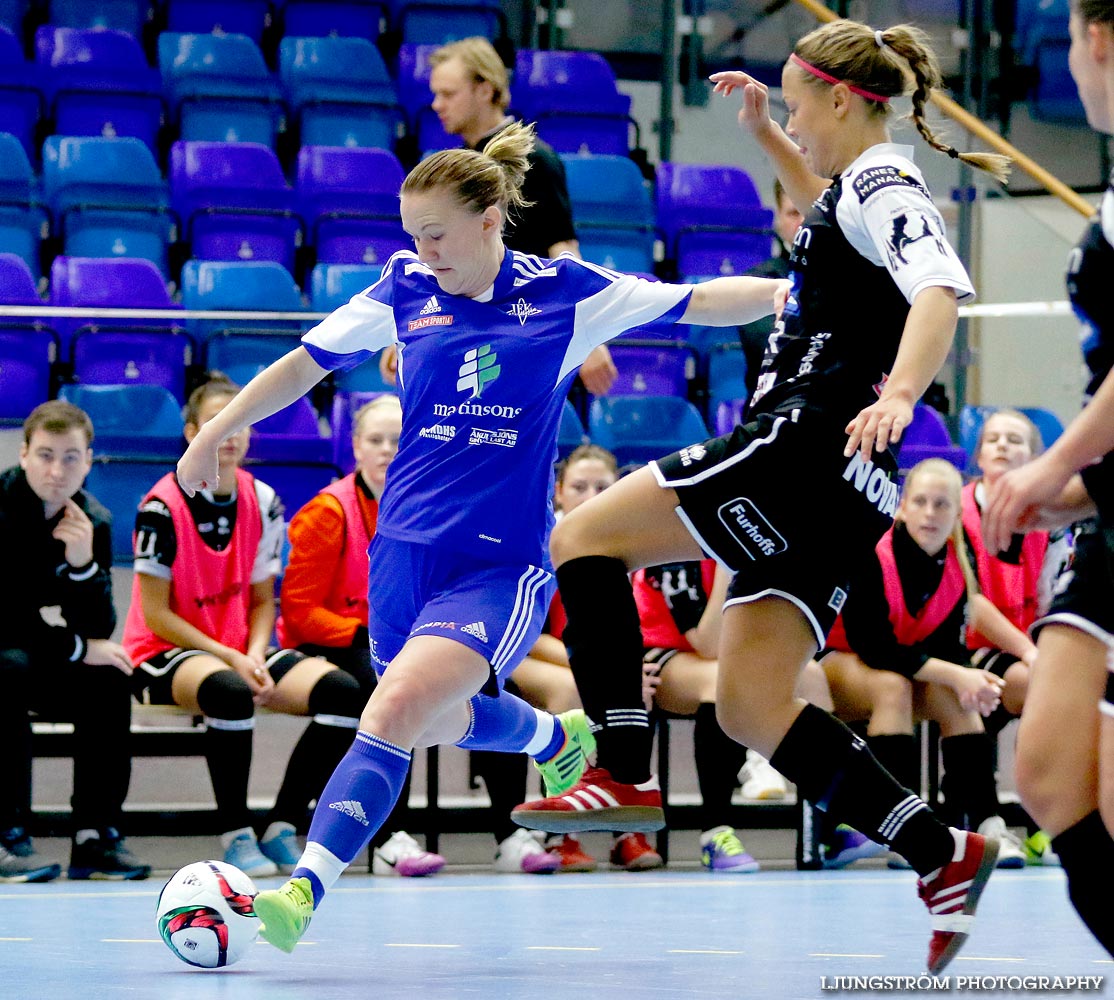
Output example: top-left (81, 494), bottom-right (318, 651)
top-left (461, 621), bottom-right (488, 642)
top-left (328, 799), bottom-right (369, 826)
top-left (420, 295), bottom-right (442, 315)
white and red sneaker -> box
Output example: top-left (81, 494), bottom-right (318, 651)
top-left (918, 829), bottom-right (999, 974)
top-left (511, 766), bottom-right (665, 833)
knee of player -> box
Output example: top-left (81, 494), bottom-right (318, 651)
top-left (195, 668), bottom-right (256, 722)
top-left (869, 670), bottom-right (914, 715)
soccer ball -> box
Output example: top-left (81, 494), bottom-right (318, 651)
top-left (155, 860), bottom-right (260, 968)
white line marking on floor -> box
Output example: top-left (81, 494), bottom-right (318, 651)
top-left (527, 946), bottom-right (601, 952)
top-left (384, 943), bottom-right (461, 949)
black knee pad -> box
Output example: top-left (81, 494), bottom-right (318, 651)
top-left (195, 669), bottom-right (255, 722)
top-left (307, 667), bottom-right (364, 719)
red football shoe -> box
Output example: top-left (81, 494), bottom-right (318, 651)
top-left (918, 829), bottom-right (999, 974)
top-left (511, 766), bottom-right (665, 833)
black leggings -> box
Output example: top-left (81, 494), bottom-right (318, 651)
top-left (0, 646), bottom-right (133, 833)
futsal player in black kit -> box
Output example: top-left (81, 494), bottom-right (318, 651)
top-left (984, 0), bottom-right (1114, 959)
top-left (514, 19), bottom-right (1012, 974)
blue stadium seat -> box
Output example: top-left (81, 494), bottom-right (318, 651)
top-left (0, 131), bottom-right (48, 280)
top-left (0, 25), bottom-right (44, 164)
top-left (180, 258), bottom-right (307, 344)
top-left (310, 262), bottom-right (384, 312)
top-left (1020, 407), bottom-right (1064, 448)
top-left (278, 1), bottom-right (387, 41)
top-left (0, 326), bottom-right (55, 423)
top-left (606, 341), bottom-right (695, 398)
top-left (396, 42), bottom-right (461, 156)
top-left (246, 459), bottom-right (341, 517)
top-left (170, 141), bottom-right (301, 273)
top-left (205, 329), bottom-right (307, 387)
top-left (164, 0), bottom-right (270, 46)
top-left (330, 389), bottom-right (394, 472)
top-left (557, 398), bottom-right (586, 460)
top-left (706, 342), bottom-right (748, 415)
top-left (0, 252), bottom-right (55, 423)
top-left (712, 398), bottom-right (746, 436)
top-left (957, 404), bottom-right (995, 458)
top-left (248, 395), bottom-right (332, 464)
top-left (160, 33), bottom-right (285, 147)
top-left (50, 253), bottom-right (181, 354)
top-left (588, 394), bottom-right (709, 467)
top-left (59, 383), bottom-right (184, 459)
top-left (656, 162), bottom-right (772, 280)
top-left (49, 0), bottom-right (151, 37)
top-left (36, 27), bottom-right (165, 155)
top-left (389, 0), bottom-right (505, 44)
top-left (896, 403), bottom-right (967, 474)
top-left (0, 1), bottom-right (25, 33)
top-left (83, 456), bottom-right (176, 563)
top-left (561, 154), bottom-right (655, 272)
top-left (41, 135), bottom-right (173, 274)
top-left (296, 145), bottom-right (407, 266)
top-left (515, 50), bottom-right (636, 156)
top-left (334, 352), bottom-right (397, 395)
top-left (280, 36), bottom-right (403, 151)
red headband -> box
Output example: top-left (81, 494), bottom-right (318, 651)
top-left (789, 53), bottom-right (890, 104)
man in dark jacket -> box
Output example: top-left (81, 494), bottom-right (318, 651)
top-left (0, 400), bottom-right (149, 881)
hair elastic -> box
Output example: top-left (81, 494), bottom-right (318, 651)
top-left (946, 147), bottom-right (960, 159)
top-left (874, 29), bottom-right (886, 48)
top-left (789, 52), bottom-right (891, 104)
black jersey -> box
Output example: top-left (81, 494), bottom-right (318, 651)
top-left (750, 143), bottom-right (974, 427)
top-left (1070, 173), bottom-right (1114, 518)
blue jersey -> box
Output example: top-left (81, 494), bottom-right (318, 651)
top-left (303, 249), bottom-right (693, 566)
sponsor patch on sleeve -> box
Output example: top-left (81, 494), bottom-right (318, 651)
top-left (852, 165), bottom-right (926, 203)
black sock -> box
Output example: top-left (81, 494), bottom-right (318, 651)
top-left (693, 703), bottom-right (748, 833)
top-left (1053, 811), bottom-right (1114, 958)
top-left (865, 734), bottom-right (919, 794)
top-left (940, 733), bottom-right (1001, 832)
top-left (471, 749), bottom-right (529, 845)
top-left (770, 704), bottom-right (954, 877)
top-left (557, 555), bottom-right (652, 784)
top-left (269, 668), bottom-right (363, 828)
top-left (196, 670), bottom-right (256, 832)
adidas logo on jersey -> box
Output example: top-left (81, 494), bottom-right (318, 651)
top-left (420, 295), bottom-right (442, 315)
top-left (461, 621), bottom-right (489, 642)
top-left (328, 799), bottom-right (370, 826)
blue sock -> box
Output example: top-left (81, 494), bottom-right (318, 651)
top-left (293, 731), bottom-right (410, 906)
top-left (454, 691), bottom-right (564, 760)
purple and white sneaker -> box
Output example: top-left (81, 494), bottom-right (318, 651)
top-left (700, 826), bottom-right (760, 873)
top-left (372, 830), bottom-right (446, 877)
top-left (823, 825), bottom-right (887, 869)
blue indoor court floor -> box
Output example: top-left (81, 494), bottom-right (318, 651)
top-left (1, 866), bottom-right (1108, 1000)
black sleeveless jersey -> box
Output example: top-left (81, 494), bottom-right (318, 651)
top-left (749, 143), bottom-right (974, 428)
top-left (1071, 174), bottom-right (1114, 516)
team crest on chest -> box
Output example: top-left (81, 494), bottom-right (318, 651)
top-left (507, 298), bottom-right (542, 325)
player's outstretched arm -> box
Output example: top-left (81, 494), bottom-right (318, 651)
top-left (178, 347), bottom-right (328, 496)
top-left (681, 275), bottom-right (790, 327)
top-left (845, 285), bottom-right (957, 461)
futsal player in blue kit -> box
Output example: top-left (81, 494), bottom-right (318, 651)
top-left (175, 121), bottom-right (789, 952)
top-left (513, 20), bottom-right (1014, 974)
top-left (984, 0), bottom-right (1114, 958)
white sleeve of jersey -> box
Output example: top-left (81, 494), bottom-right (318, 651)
top-left (557, 263), bottom-right (693, 384)
top-left (251, 479), bottom-right (285, 584)
top-left (1037, 527), bottom-right (1075, 617)
top-left (302, 282), bottom-right (398, 361)
top-left (836, 158), bottom-right (975, 305)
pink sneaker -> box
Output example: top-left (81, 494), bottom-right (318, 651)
top-left (511, 766), bottom-right (665, 833)
top-left (918, 829), bottom-right (999, 974)
top-left (372, 831), bottom-right (446, 877)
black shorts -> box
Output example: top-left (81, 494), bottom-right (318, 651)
top-left (1032, 518), bottom-right (1114, 648)
top-left (132, 647), bottom-right (308, 704)
top-left (651, 409), bottom-right (897, 647)
top-left (643, 646), bottom-right (683, 677)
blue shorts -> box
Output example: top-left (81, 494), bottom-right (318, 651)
top-left (366, 534), bottom-right (555, 692)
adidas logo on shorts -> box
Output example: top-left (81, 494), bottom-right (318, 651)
top-left (420, 295), bottom-right (442, 315)
top-left (328, 799), bottom-right (370, 825)
top-left (461, 621), bottom-right (489, 642)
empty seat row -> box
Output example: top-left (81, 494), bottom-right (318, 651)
top-left (1, 131), bottom-right (774, 285)
top-left (0, 1), bottom-right (505, 48)
top-left (0, 27), bottom-right (636, 162)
